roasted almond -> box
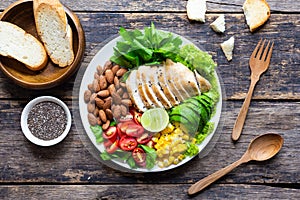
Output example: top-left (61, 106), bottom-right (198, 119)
top-left (116, 88), bottom-right (124, 97)
top-left (99, 75), bottom-right (107, 90)
top-left (102, 120), bottom-right (110, 131)
top-left (103, 97), bottom-right (112, 111)
top-left (105, 109), bottom-right (113, 120)
top-left (120, 82), bottom-right (127, 89)
top-left (113, 105), bottom-right (121, 119)
top-left (120, 104), bottom-right (128, 116)
top-left (116, 68), bottom-right (127, 77)
top-left (122, 92), bottom-right (129, 99)
top-left (111, 64), bottom-right (120, 75)
top-left (121, 99), bottom-right (132, 107)
top-left (94, 72), bottom-right (100, 80)
top-left (103, 60), bottom-right (112, 71)
top-left (88, 113), bottom-right (97, 126)
top-left (108, 84), bottom-right (116, 95)
top-left (89, 92), bottom-right (97, 103)
top-left (105, 69), bottom-right (114, 84)
top-left (112, 92), bottom-right (122, 104)
top-left (93, 107), bottom-right (99, 117)
top-left (95, 97), bottom-right (104, 108)
top-left (97, 65), bottom-right (103, 75)
top-left (93, 79), bottom-right (100, 92)
top-left (84, 90), bottom-right (92, 103)
top-left (88, 83), bottom-right (93, 92)
top-left (87, 102), bottom-right (95, 113)
top-left (97, 90), bottom-right (110, 98)
top-left (99, 109), bottom-right (107, 123)
top-left (114, 76), bottom-right (120, 89)
top-left (97, 118), bottom-right (102, 126)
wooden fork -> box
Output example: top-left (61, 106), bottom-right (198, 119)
top-left (232, 39), bottom-right (274, 141)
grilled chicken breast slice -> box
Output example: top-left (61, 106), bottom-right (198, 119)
top-left (139, 65), bottom-right (164, 108)
top-left (149, 66), bottom-right (173, 109)
top-left (194, 70), bottom-right (211, 92)
top-left (126, 70), bottom-right (147, 112)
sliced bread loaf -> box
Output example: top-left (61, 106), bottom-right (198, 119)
top-left (243, 0), bottom-right (271, 32)
top-left (0, 21), bottom-right (48, 71)
top-left (33, 0), bottom-right (74, 67)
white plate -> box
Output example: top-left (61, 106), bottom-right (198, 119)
top-left (79, 32), bottom-right (223, 172)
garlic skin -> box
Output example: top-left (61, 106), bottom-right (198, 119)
top-left (210, 14), bottom-right (226, 33)
top-left (186, 0), bottom-right (207, 23)
top-left (220, 36), bottom-right (235, 61)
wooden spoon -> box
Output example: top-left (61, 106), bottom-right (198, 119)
top-left (188, 133), bottom-right (283, 195)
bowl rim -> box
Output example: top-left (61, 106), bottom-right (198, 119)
top-left (20, 96), bottom-right (72, 146)
top-left (0, 0), bottom-right (85, 89)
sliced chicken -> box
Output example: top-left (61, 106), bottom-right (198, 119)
top-left (126, 70), bottom-right (147, 112)
top-left (126, 59), bottom-right (211, 111)
top-left (149, 66), bottom-right (173, 109)
top-left (139, 65), bottom-right (164, 108)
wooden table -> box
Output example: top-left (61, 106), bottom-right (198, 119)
top-left (1, 0), bottom-right (299, 199)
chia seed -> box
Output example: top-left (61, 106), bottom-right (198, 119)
top-left (27, 101), bottom-right (67, 141)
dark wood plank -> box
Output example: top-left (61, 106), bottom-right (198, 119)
top-left (1, 100), bottom-right (299, 184)
top-left (0, 184), bottom-right (299, 199)
top-left (1, 0), bottom-right (299, 12)
top-left (0, 13), bottom-right (299, 100)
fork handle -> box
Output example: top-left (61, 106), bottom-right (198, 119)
top-left (232, 77), bottom-right (259, 141)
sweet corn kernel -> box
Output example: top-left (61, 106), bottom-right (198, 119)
top-left (160, 123), bottom-right (174, 135)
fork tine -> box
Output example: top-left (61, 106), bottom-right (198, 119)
top-left (265, 41), bottom-right (274, 63)
top-left (256, 39), bottom-right (266, 59)
top-left (262, 40), bottom-right (271, 61)
top-left (251, 38), bottom-right (262, 58)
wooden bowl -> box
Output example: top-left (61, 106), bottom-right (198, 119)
top-left (0, 0), bottom-right (85, 89)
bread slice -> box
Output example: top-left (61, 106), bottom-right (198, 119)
top-left (220, 36), bottom-right (234, 61)
top-left (0, 21), bottom-right (48, 71)
top-left (210, 14), bottom-right (226, 33)
top-left (243, 0), bottom-right (271, 32)
top-left (33, 0), bottom-right (74, 67)
top-left (186, 0), bottom-right (207, 23)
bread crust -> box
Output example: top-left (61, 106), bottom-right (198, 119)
top-left (243, 0), bottom-right (271, 32)
top-left (0, 21), bottom-right (48, 71)
top-left (33, 0), bottom-right (74, 67)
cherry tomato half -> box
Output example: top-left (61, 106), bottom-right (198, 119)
top-left (130, 108), bottom-right (142, 125)
top-left (119, 121), bottom-right (135, 134)
top-left (103, 126), bottom-right (117, 142)
top-left (119, 136), bottom-right (138, 151)
top-left (126, 124), bottom-right (144, 138)
top-left (105, 139), bottom-right (119, 154)
top-left (119, 113), bottom-right (133, 123)
top-left (136, 132), bottom-right (152, 144)
top-left (132, 147), bottom-right (146, 167)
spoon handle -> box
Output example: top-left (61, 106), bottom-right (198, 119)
top-left (188, 158), bottom-right (246, 195)
top-left (232, 76), bottom-right (258, 141)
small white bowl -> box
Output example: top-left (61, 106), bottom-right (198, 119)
top-left (21, 96), bottom-right (72, 146)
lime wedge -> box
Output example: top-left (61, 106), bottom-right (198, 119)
top-left (141, 108), bottom-right (169, 133)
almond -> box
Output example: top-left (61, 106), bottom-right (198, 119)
top-left (93, 107), bottom-right (99, 117)
top-left (99, 75), bottom-right (107, 90)
top-left (97, 65), bottom-right (103, 75)
top-left (113, 105), bottom-right (121, 119)
top-left (105, 69), bottom-right (114, 84)
top-left (103, 60), bottom-right (112, 71)
top-left (112, 92), bottom-right (122, 104)
top-left (108, 84), bottom-right (116, 95)
top-left (103, 97), bottom-right (112, 111)
top-left (120, 82), bottom-right (127, 89)
top-left (97, 118), bottom-right (102, 126)
top-left (121, 99), bottom-right (132, 107)
top-left (88, 113), bottom-right (97, 126)
top-left (116, 88), bottom-right (124, 97)
top-left (89, 93), bottom-right (97, 103)
top-left (120, 104), bottom-right (128, 116)
top-left (116, 68), bottom-right (127, 77)
top-left (99, 109), bottom-right (107, 123)
top-left (97, 90), bottom-right (110, 98)
top-left (88, 83), bottom-right (93, 92)
top-left (87, 102), bottom-right (95, 113)
top-left (102, 120), bottom-right (110, 131)
top-left (94, 72), bottom-right (100, 80)
top-left (105, 109), bottom-right (113, 120)
top-left (114, 76), bottom-right (120, 89)
top-left (84, 90), bottom-right (92, 103)
top-left (95, 97), bottom-right (104, 108)
top-left (111, 64), bottom-right (120, 75)
top-left (93, 79), bottom-right (100, 92)
top-left (122, 92), bottom-right (129, 99)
